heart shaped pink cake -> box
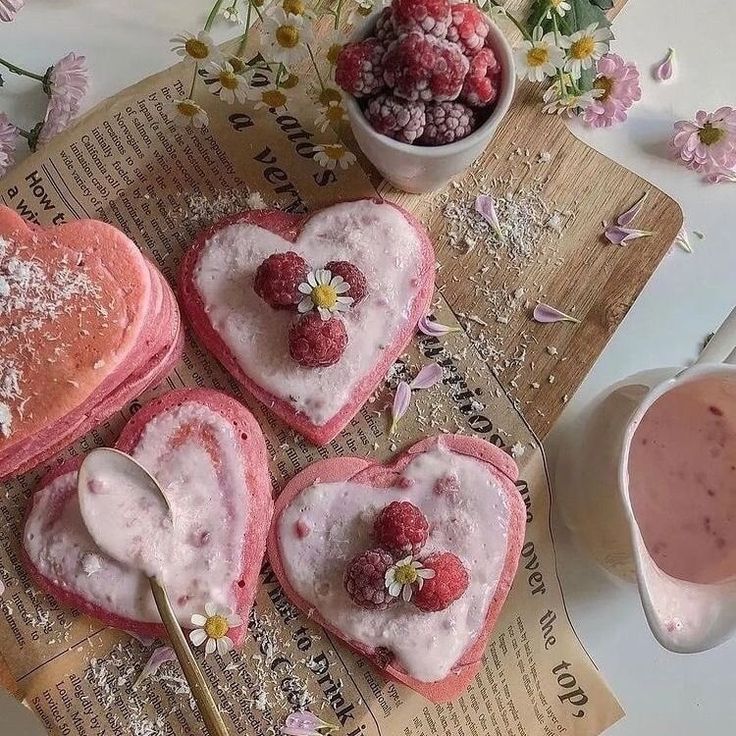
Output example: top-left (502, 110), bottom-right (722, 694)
top-left (22, 389), bottom-right (273, 643)
top-left (0, 207), bottom-right (183, 479)
top-left (267, 435), bottom-right (525, 701)
top-left (179, 199), bottom-right (435, 445)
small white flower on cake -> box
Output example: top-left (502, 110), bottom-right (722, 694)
top-left (246, 82), bottom-right (291, 111)
top-left (297, 269), bottom-right (353, 319)
top-left (170, 30), bottom-right (222, 68)
top-left (313, 143), bottom-right (356, 170)
top-left (263, 9), bottom-right (314, 67)
top-left (385, 556), bottom-right (435, 602)
top-left (205, 62), bottom-right (248, 104)
top-left (189, 602), bottom-right (242, 655)
top-left (169, 99), bottom-right (209, 129)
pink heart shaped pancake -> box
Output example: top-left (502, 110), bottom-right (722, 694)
top-left (0, 207), bottom-right (182, 478)
top-left (179, 199), bottom-right (435, 445)
top-left (267, 435), bottom-right (525, 702)
top-left (22, 389), bottom-right (273, 644)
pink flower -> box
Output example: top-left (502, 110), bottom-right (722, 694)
top-left (37, 52), bottom-right (89, 145)
top-left (0, 113), bottom-right (19, 177)
top-left (670, 106), bottom-right (736, 179)
top-left (0, 0), bottom-right (24, 22)
top-left (582, 53), bottom-right (641, 128)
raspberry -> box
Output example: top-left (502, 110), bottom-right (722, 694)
top-left (446, 3), bottom-right (489, 56)
top-left (418, 101), bottom-right (476, 145)
top-left (374, 7), bottom-right (398, 46)
top-left (413, 552), bottom-right (469, 612)
top-left (253, 251), bottom-right (309, 310)
top-left (373, 501), bottom-right (429, 556)
top-left (392, 0), bottom-right (452, 39)
top-left (460, 47), bottom-right (501, 108)
top-left (364, 93), bottom-right (426, 144)
top-left (344, 548), bottom-right (397, 610)
top-left (383, 32), bottom-right (469, 102)
top-left (324, 261), bottom-right (368, 304)
top-left (288, 313), bottom-right (348, 368)
top-left (335, 39), bottom-right (386, 98)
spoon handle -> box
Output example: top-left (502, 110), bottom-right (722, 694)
top-left (148, 577), bottom-right (231, 736)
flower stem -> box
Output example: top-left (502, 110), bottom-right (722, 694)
top-left (307, 44), bottom-right (325, 91)
top-left (204, 0), bottom-right (227, 31)
top-left (334, 0), bottom-right (344, 29)
top-left (237, 0), bottom-right (253, 56)
top-left (552, 15), bottom-right (567, 97)
top-left (0, 56), bottom-right (45, 82)
top-left (188, 64), bottom-right (199, 99)
top-left (486, 0), bottom-right (531, 41)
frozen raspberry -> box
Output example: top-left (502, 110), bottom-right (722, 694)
top-left (365, 93), bottom-right (426, 143)
top-left (253, 251), bottom-right (309, 310)
top-left (288, 313), bottom-right (348, 368)
top-left (324, 261), bottom-right (368, 304)
top-left (413, 552), bottom-right (469, 612)
top-left (392, 0), bottom-right (452, 38)
top-left (446, 3), bottom-right (489, 56)
top-left (335, 38), bottom-right (386, 98)
top-left (418, 101), bottom-right (476, 145)
top-left (374, 501), bottom-right (429, 556)
top-left (344, 548), bottom-right (397, 610)
top-left (460, 47), bottom-right (501, 108)
top-left (374, 7), bottom-right (398, 46)
top-left (383, 32), bottom-right (469, 102)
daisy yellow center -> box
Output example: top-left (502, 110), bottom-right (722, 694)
top-left (319, 88), bottom-right (342, 105)
top-left (327, 43), bottom-right (343, 65)
top-left (283, 0), bottom-right (305, 14)
top-left (699, 122), bottom-right (725, 146)
top-left (228, 56), bottom-right (247, 74)
top-left (594, 75), bottom-right (613, 101)
top-left (176, 101), bottom-right (200, 117)
top-left (276, 25), bottom-right (300, 49)
top-left (550, 0), bottom-right (563, 7)
top-left (219, 71), bottom-right (239, 90)
top-left (322, 145), bottom-right (345, 161)
top-left (263, 89), bottom-right (288, 107)
top-left (527, 46), bottom-right (550, 67)
top-left (282, 73), bottom-right (300, 89)
top-left (326, 104), bottom-right (345, 123)
top-left (311, 284), bottom-right (338, 308)
top-left (570, 36), bottom-right (595, 60)
top-left (204, 615), bottom-right (229, 639)
top-left (358, 3), bottom-right (373, 16)
top-left (394, 564), bottom-right (419, 586)
top-left (185, 38), bottom-right (209, 60)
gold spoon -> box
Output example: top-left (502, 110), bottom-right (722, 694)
top-left (78, 448), bottom-right (231, 736)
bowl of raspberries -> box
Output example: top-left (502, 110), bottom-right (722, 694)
top-left (335, 0), bottom-right (515, 193)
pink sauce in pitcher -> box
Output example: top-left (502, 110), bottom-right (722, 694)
top-left (628, 376), bottom-right (736, 584)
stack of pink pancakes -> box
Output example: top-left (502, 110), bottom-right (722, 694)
top-left (0, 207), bottom-right (183, 479)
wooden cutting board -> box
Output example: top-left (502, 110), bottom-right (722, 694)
top-left (375, 0), bottom-right (682, 437)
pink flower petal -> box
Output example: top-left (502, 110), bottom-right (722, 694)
top-left (474, 194), bottom-right (504, 241)
top-left (134, 646), bottom-right (176, 687)
top-left (616, 192), bottom-right (648, 226)
top-left (390, 381), bottom-right (411, 434)
top-left (409, 363), bottom-right (443, 390)
top-left (604, 224), bottom-right (654, 245)
top-left (417, 316), bottom-right (458, 337)
top-left (532, 303), bottom-right (580, 324)
top-left (282, 711), bottom-right (337, 736)
top-left (654, 48), bottom-right (675, 82)
top-left (38, 52), bottom-right (90, 145)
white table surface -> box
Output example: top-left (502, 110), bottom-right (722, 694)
top-left (1, 1), bottom-right (734, 733)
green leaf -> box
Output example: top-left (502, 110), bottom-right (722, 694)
top-left (556, 0), bottom-right (612, 36)
top-left (527, 0), bottom-right (551, 32)
top-left (590, 0), bottom-right (614, 9)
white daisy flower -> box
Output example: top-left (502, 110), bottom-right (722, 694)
top-left (223, 5), bottom-right (240, 23)
top-left (297, 269), bottom-right (354, 319)
top-left (325, 30), bottom-right (347, 67)
top-left (204, 62), bottom-right (248, 104)
top-left (189, 602), bottom-right (242, 656)
top-left (514, 26), bottom-right (564, 83)
top-left (280, 0), bottom-right (312, 16)
top-left (170, 30), bottom-right (222, 68)
top-left (246, 82), bottom-right (291, 110)
top-left (385, 556), bottom-right (436, 602)
top-left (313, 143), bottom-right (357, 171)
top-left (559, 22), bottom-right (613, 80)
top-left (315, 100), bottom-right (347, 132)
top-left (542, 84), bottom-right (599, 116)
top-left (263, 9), bottom-right (315, 67)
top-left (168, 99), bottom-right (209, 129)
top-left (546, 0), bottom-right (571, 19)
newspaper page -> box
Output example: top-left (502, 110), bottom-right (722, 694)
top-left (0, 29), bottom-right (624, 736)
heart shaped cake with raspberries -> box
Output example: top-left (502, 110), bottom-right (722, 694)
top-left (0, 206), bottom-right (182, 480)
top-left (267, 435), bottom-right (526, 701)
top-left (179, 199), bottom-right (435, 445)
top-left (22, 389), bottom-right (273, 644)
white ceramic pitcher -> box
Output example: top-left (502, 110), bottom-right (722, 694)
top-left (556, 307), bottom-right (736, 653)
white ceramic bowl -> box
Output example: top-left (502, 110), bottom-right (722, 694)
top-left (344, 15), bottom-right (516, 193)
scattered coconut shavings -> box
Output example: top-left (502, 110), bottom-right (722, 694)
top-left (0, 402), bottom-right (11, 438)
top-left (0, 579), bottom-right (5, 597)
top-left (510, 442), bottom-right (526, 459)
top-left (654, 48), bottom-right (676, 81)
top-left (184, 189), bottom-right (270, 228)
top-left (674, 226), bottom-right (693, 253)
top-left (81, 552), bottom-right (102, 576)
top-left (617, 192), bottom-right (648, 226)
top-left (533, 303), bottom-right (580, 324)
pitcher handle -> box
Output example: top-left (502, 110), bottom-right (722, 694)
top-left (694, 306), bottom-right (736, 366)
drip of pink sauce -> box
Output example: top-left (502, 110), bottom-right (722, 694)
top-left (628, 377), bottom-right (736, 584)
